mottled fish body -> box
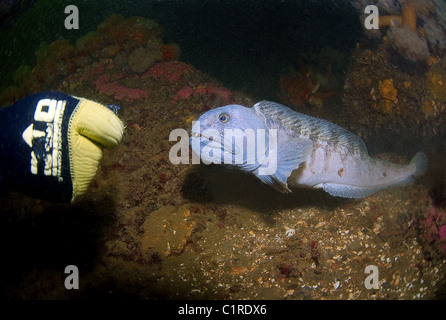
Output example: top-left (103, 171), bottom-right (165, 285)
top-left (190, 100), bottom-right (428, 198)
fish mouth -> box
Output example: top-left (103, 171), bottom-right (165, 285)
top-left (191, 131), bottom-right (215, 142)
top-left (190, 131), bottom-right (237, 155)
top-left (191, 131), bottom-right (206, 139)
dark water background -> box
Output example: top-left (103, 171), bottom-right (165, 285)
top-left (0, 0), bottom-right (362, 100)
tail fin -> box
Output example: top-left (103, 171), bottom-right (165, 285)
top-left (411, 152), bottom-right (428, 178)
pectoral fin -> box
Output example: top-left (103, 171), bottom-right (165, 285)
top-left (254, 138), bottom-right (312, 193)
top-left (256, 174), bottom-right (291, 193)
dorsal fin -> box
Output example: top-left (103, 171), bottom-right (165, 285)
top-left (253, 100), bottom-right (368, 157)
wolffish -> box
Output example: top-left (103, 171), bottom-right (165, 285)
top-left (190, 100), bottom-right (428, 198)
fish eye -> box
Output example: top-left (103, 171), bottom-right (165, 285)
top-left (219, 113), bottom-right (230, 123)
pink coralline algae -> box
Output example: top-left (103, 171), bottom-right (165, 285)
top-left (439, 225), bottom-right (446, 242)
top-left (95, 73), bottom-right (148, 101)
top-left (424, 205), bottom-right (446, 256)
top-left (172, 85), bottom-right (232, 103)
top-left (82, 63), bottom-right (106, 80)
top-left (146, 61), bottom-right (190, 83)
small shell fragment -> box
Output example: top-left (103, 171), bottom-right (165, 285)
top-left (333, 280), bottom-right (341, 290)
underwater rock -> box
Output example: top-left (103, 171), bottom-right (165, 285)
top-left (172, 85), bottom-right (232, 104)
top-left (280, 69), bottom-right (316, 107)
top-left (140, 205), bottom-right (196, 258)
top-left (1, 13), bottom-right (173, 105)
top-left (426, 63), bottom-right (446, 103)
top-left (387, 24), bottom-right (429, 62)
top-left (75, 30), bottom-right (105, 57)
top-left (279, 69), bottom-right (333, 109)
top-left (420, 204), bottom-right (446, 258)
top-left (421, 99), bottom-right (436, 118)
top-left (38, 39), bottom-right (76, 63)
top-left (123, 16), bottom-right (163, 49)
top-left (128, 46), bottom-right (162, 74)
top-left (359, 0), bottom-right (437, 63)
top-left (424, 17), bottom-right (446, 51)
top-left (279, 52), bottom-right (340, 110)
top-left (77, 14), bottom-right (163, 60)
top-left (114, 51), bottom-right (128, 68)
top-left (146, 61), bottom-right (190, 83)
top-left (342, 39), bottom-right (446, 147)
top-left (102, 44), bottom-right (122, 59)
top-left (30, 39), bottom-right (77, 89)
top-left (161, 44), bottom-right (181, 61)
top-left (97, 14), bottom-right (163, 52)
top-left (95, 74), bottom-right (148, 101)
top-left (377, 78), bottom-right (398, 113)
top-left (97, 14), bottom-right (126, 37)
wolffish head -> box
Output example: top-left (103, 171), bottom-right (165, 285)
top-left (190, 104), bottom-right (270, 171)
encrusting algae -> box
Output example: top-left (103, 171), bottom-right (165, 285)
top-left (377, 78), bottom-right (398, 113)
top-left (426, 64), bottom-right (446, 103)
top-left (0, 14), bottom-right (174, 107)
top-left (140, 205), bottom-right (196, 258)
